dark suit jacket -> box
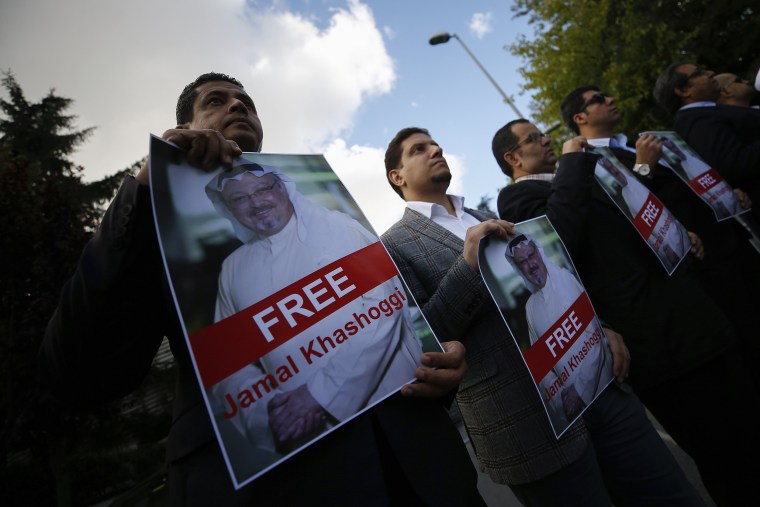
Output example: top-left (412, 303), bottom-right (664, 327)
top-left (40, 176), bottom-right (483, 507)
top-left (382, 206), bottom-right (589, 486)
top-left (497, 152), bottom-right (731, 390)
top-left (610, 145), bottom-right (760, 363)
top-left (674, 104), bottom-right (760, 222)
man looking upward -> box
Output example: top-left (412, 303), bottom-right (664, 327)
top-left (383, 126), bottom-right (703, 506)
top-left (41, 73), bottom-right (486, 506)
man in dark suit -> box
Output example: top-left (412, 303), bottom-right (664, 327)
top-left (382, 127), bottom-right (704, 506)
top-left (494, 117), bottom-right (760, 506)
top-left (39, 73), bottom-right (486, 507)
top-left (561, 84), bottom-right (760, 389)
top-left (653, 62), bottom-right (760, 221)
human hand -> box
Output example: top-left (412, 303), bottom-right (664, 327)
top-left (562, 136), bottom-right (589, 154)
top-left (688, 231), bottom-right (705, 260)
top-left (635, 134), bottom-right (663, 166)
top-left (267, 384), bottom-right (327, 452)
top-left (734, 188), bottom-right (752, 209)
top-left (603, 327), bottom-right (630, 384)
top-left (463, 219), bottom-right (515, 269)
top-left (401, 341), bottom-right (467, 398)
top-left (135, 127), bottom-right (243, 186)
top-left (561, 384), bottom-right (586, 420)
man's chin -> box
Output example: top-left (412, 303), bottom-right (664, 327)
top-left (431, 173), bottom-right (452, 184)
top-left (226, 129), bottom-right (262, 152)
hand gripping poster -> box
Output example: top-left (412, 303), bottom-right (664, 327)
top-left (478, 216), bottom-right (614, 438)
top-left (592, 146), bottom-right (691, 275)
top-left (148, 136), bottom-right (439, 489)
top-left (642, 131), bottom-right (748, 221)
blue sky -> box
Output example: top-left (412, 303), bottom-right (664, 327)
top-left (1, 0), bottom-right (541, 233)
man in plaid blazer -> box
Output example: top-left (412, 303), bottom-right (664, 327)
top-left (380, 127), bottom-right (703, 506)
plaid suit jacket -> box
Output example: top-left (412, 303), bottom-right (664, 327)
top-left (382, 207), bottom-right (589, 485)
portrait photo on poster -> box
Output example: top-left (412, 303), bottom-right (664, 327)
top-left (642, 130), bottom-right (748, 221)
top-left (592, 146), bottom-right (691, 275)
top-left (477, 215), bottom-right (614, 437)
top-left (148, 135), bottom-right (440, 489)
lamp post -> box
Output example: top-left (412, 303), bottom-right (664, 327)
top-left (429, 31), bottom-right (526, 119)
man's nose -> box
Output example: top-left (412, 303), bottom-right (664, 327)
top-left (431, 144), bottom-right (443, 157)
top-left (228, 98), bottom-right (248, 113)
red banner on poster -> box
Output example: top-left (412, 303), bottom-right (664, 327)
top-left (523, 292), bottom-right (595, 382)
top-left (190, 241), bottom-right (397, 389)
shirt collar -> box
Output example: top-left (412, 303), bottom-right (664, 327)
top-left (679, 101), bottom-right (717, 111)
top-left (406, 194), bottom-right (467, 219)
top-left (588, 133), bottom-right (629, 149)
top-left (514, 173), bottom-right (556, 183)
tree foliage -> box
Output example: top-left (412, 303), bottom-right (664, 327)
top-left (510, 0), bottom-right (760, 139)
top-left (0, 72), bottom-right (170, 506)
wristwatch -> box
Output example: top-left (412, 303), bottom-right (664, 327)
top-left (633, 163), bottom-right (651, 176)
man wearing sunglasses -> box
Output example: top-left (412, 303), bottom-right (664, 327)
top-left (563, 80), bottom-right (760, 369)
top-left (654, 62), bottom-right (760, 222)
top-left (496, 111), bottom-right (760, 505)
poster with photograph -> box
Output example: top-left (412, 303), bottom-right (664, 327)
top-left (478, 216), bottom-right (614, 438)
top-left (148, 135), bottom-right (439, 489)
top-left (593, 146), bottom-right (691, 275)
top-left (641, 131), bottom-right (749, 221)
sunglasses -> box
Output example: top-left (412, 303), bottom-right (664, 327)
top-left (580, 92), bottom-right (610, 111)
top-left (505, 132), bottom-right (550, 153)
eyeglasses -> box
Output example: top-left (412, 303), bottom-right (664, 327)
top-left (227, 179), bottom-right (279, 207)
top-left (580, 92), bottom-right (610, 111)
top-left (505, 132), bottom-right (550, 153)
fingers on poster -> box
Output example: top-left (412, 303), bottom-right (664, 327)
top-left (478, 215), bottom-right (614, 438)
top-left (149, 135), bottom-right (438, 489)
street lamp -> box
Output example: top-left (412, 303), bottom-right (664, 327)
top-left (428, 31), bottom-right (526, 119)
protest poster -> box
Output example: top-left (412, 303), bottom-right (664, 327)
top-left (478, 216), bottom-right (614, 438)
top-left (148, 135), bottom-right (438, 489)
top-left (592, 146), bottom-right (691, 275)
top-left (642, 131), bottom-right (748, 221)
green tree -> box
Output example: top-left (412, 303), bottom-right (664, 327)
top-left (0, 72), bottom-right (171, 506)
top-left (510, 0), bottom-right (760, 140)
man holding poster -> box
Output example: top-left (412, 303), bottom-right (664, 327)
top-left (41, 73), bottom-right (486, 506)
top-left (563, 84), bottom-right (760, 392)
top-left (495, 116), bottom-right (760, 506)
top-left (383, 126), bottom-right (703, 506)
top-left (203, 161), bottom-right (422, 456)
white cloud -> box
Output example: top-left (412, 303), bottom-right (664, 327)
top-left (0, 0), bottom-right (395, 181)
top-left (469, 12), bottom-right (493, 39)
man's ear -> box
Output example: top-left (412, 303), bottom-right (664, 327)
top-left (503, 151), bottom-right (519, 169)
top-left (387, 168), bottom-right (404, 189)
top-left (572, 112), bottom-right (587, 130)
top-left (674, 86), bottom-right (690, 100)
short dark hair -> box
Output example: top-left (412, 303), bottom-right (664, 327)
top-left (491, 119), bottom-right (530, 178)
top-left (653, 62), bottom-right (691, 115)
top-left (560, 85), bottom-right (600, 134)
top-left (176, 72), bottom-right (244, 124)
top-left (384, 127), bottom-right (429, 199)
